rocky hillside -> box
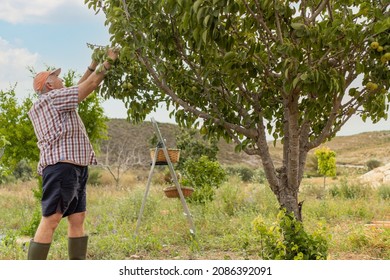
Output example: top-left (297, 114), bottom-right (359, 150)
top-left (98, 119), bottom-right (390, 169)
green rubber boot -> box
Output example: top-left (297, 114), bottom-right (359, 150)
top-left (27, 239), bottom-right (51, 260)
top-left (68, 236), bottom-right (88, 260)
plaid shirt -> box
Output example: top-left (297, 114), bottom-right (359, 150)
top-left (28, 87), bottom-right (97, 175)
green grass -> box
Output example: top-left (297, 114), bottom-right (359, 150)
top-left (0, 175), bottom-right (389, 260)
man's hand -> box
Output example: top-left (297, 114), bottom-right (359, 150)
top-left (78, 47), bottom-right (120, 102)
top-left (107, 48), bottom-right (119, 63)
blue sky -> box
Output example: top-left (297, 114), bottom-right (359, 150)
top-left (0, 0), bottom-right (389, 136)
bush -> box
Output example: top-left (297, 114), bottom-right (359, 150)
top-left (224, 165), bottom-right (266, 183)
top-left (13, 159), bottom-right (33, 181)
top-left (88, 168), bottom-right (103, 186)
top-left (301, 184), bottom-right (327, 199)
top-left (252, 168), bottom-right (266, 184)
top-left (181, 156), bottom-right (227, 204)
top-left (225, 165), bottom-right (255, 182)
top-left (252, 209), bottom-right (329, 260)
top-left (366, 159), bottom-right (382, 171)
top-left (218, 181), bottom-right (247, 216)
top-left (328, 179), bottom-right (373, 199)
top-left (20, 208), bottom-right (41, 236)
top-left (378, 184), bottom-right (390, 200)
top-left (20, 177), bottom-right (42, 237)
top-left (175, 128), bottom-right (218, 170)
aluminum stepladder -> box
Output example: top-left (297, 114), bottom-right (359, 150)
top-left (134, 117), bottom-right (196, 237)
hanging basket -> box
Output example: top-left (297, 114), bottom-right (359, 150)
top-left (150, 148), bottom-right (180, 163)
top-left (163, 186), bottom-right (194, 198)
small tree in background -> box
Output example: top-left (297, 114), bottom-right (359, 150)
top-left (315, 146), bottom-right (336, 188)
top-left (175, 128), bottom-right (219, 170)
top-left (0, 87), bottom-right (37, 181)
top-left (0, 135), bottom-right (11, 182)
top-left (181, 155), bottom-right (227, 204)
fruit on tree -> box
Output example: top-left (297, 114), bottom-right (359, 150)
top-left (380, 52), bottom-right (390, 64)
top-left (123, 82), bottom-right (133, 89)
top-left (366, 82), bottom-right (378, 91)
top-left (370, 42), bottom-right (379, 49)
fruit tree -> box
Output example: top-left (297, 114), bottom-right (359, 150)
top-left (86, 0), bottom-right (390, 220)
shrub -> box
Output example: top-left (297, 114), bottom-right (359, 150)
top-left (20, 177), bottom-right (42, 237)
top-left (252, 168), bottom-right (266, 184)
top-left (20, 208), bottom-right (41, 236)
top-left (328, 179), bottom-right (373, 199)
top-left (181, 156), bottom-right (227, 204)
top-left (13, 159), bottom-right (34, 181)
top-left (225, 165), bottom-right (256, 182)
top-left (175, 128), bottom-right (218, 170)
top-left (218, 181), bottom-right (247, 216)
top-left (88, 168), bottom-right (103, 186)
top-left (366, 159), bottom-right (382, 171)
top-left (377, 184), bottom-right (390, 200)
top-left (301, 184), bottom-right (327, 199)
top-left (252, 209), bottom-right (329, 260)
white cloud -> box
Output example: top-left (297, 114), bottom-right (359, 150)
top-left (0, 0), bottom-right (93, 24)
top-left (0, 37), bottom-right (38, 96)
top-left (0, 0), bottom-right (63, 23)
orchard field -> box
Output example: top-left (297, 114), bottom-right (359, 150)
top-left (0, 167), bottom-right (389, 260)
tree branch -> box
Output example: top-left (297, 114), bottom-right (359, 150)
top-left (274, 0), bottom-right (284, 43)
top-left (256, 119), bottom-right (279, 192)
top-left (307, 101), bottom-right (341, 149)
top-left (310, 0), bottom-right (330, 23)
top-left (243, 0), bottom-right (277, 42)
top-left (135, 49), bottom-right (258, 139)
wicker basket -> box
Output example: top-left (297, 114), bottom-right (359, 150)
top-left (150, 148), bottom-right (180, 163)
top-left (163, 186), bottom-right (194, 198)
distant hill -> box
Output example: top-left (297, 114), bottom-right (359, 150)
top-left (97, 119), bottom-right (390, 169)
top-left (269, 130), bottom-right (390, 167)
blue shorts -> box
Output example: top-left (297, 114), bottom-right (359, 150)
top-left (41, 162), bottom-right (89, 217)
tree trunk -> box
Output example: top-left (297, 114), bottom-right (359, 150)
top-left (276, 181), bottom-right (301, 221)
top-left (275, 94), bottom-right (303, 221)
top-left (264, 155), bottom-right (303, 221)
top-left (256, 96), bottom-right (308, 222)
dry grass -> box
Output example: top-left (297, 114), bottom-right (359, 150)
top-left (0, 170), bottom-right (389, 260)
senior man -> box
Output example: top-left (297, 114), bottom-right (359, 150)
top-left (27, 48), bottom-right (118, 260)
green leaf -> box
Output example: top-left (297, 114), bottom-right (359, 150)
top-left (197, 7), bottom-right (206, 24)
top-left (373, 17), bottom-right (390, 34)
top-left (291, 23), bottom-right (305, 30)
top-left (293, 77), bottom-right (299, 89)
top-left (202, 29), bottom-right (208, 43)
top-left (224, 51), bottom-right (235, 60)
top-left (193, 0), bottom-right (203, 13)
top-left (203, 14), bottom-right (211, 27)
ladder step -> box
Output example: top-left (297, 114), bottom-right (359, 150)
top-left (150, 161), bottom-right (169, 166)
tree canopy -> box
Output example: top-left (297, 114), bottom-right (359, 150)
top-left (0, 87), bottom-right (37, 171)
top-left (315, 146), bottom-right (336, 188)
top-left (0, 70), bottom-right (108, 178)
top-left (86, 0), bottom-right (389, 219)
